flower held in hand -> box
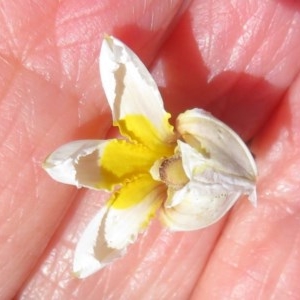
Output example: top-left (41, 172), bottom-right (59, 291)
top-left (43, 35), bottom-right (257, 278)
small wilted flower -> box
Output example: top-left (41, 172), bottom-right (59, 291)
top-left (43, 35), bottom-right (257, 278)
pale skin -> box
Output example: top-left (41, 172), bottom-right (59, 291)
top-left (1, 0), bottom-right (300, 299)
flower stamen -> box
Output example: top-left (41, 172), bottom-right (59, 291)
top-left (159, 156), bottom-right (189, 190)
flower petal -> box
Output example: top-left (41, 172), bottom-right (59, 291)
top-left (161, 181), bottom-right (244, 231)
top-left (104, 174), bottom-right (164, 249)
top-left (98, 139), bottom-right (167, 190)
top-left (179, 140), bottom-right (256, 194)
top-left (73, 207), bottom-right (124, 278)
top-left (100, 35), bottom-right (174, 145)
top-left (161, 141), bottom-right (257, 231)
top-left (73, 175), bottom-right (164, 278)
top-left (177, 109), bottom-right (257, 187)
top-left (43, 140), bottom-right (108, 189)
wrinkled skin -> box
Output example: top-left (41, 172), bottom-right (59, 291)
top-left (1, 0), bottom-right (300, 299)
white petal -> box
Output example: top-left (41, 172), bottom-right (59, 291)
top-left (161, 140), bottom-right (257, 231)
top-left (179, 140), bottom-right (255, 193)
top-left (167, 141), bottom-right (256, 203)
top-left (73, 207), bottom-right (124, 278)
top-left (161, 181), bottom-right (244, 231)
top-left (177, 109), bottom-right (257, 183)
top-left (104, 181), bottom-right (164, 250)
top-left (100, 35), bottom-right (173, 141)
top-left (177, 140), bottom-right (206, 180)
top-left (43, 140), bottom-right (108, 189)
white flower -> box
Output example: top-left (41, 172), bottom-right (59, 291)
top-left (43, 35), bottom-right (257, 278)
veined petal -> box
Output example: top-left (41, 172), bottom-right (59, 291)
top-left (161, 181), bottom-right (244, 231)
top-left (179, 140), bottom-right (256, 197)
top-left (73, 207), bottom-right (124, 278)
top-left (162, 141), bottom-right (257, 231)
top-left (100, 35), bottom-right (174, 145)
top-left (104, 174), bottom-right (165, 249)
top-left (178, 141), bottom-right (256, 193)
top-left (177, 109), bottom-right (257, 183)
top-left (43, 140), bottom-right (108, 189)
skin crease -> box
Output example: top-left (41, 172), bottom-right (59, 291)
top-left (0, 0), bottom-right (300, 298)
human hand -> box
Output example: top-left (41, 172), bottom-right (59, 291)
top-left (1, 1), bottom-right (300, 299)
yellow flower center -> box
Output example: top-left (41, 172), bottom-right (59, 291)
top-left (98, 114), bottom-right (176, 204)
top-left (117, 114), bottom-right (175, 154)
